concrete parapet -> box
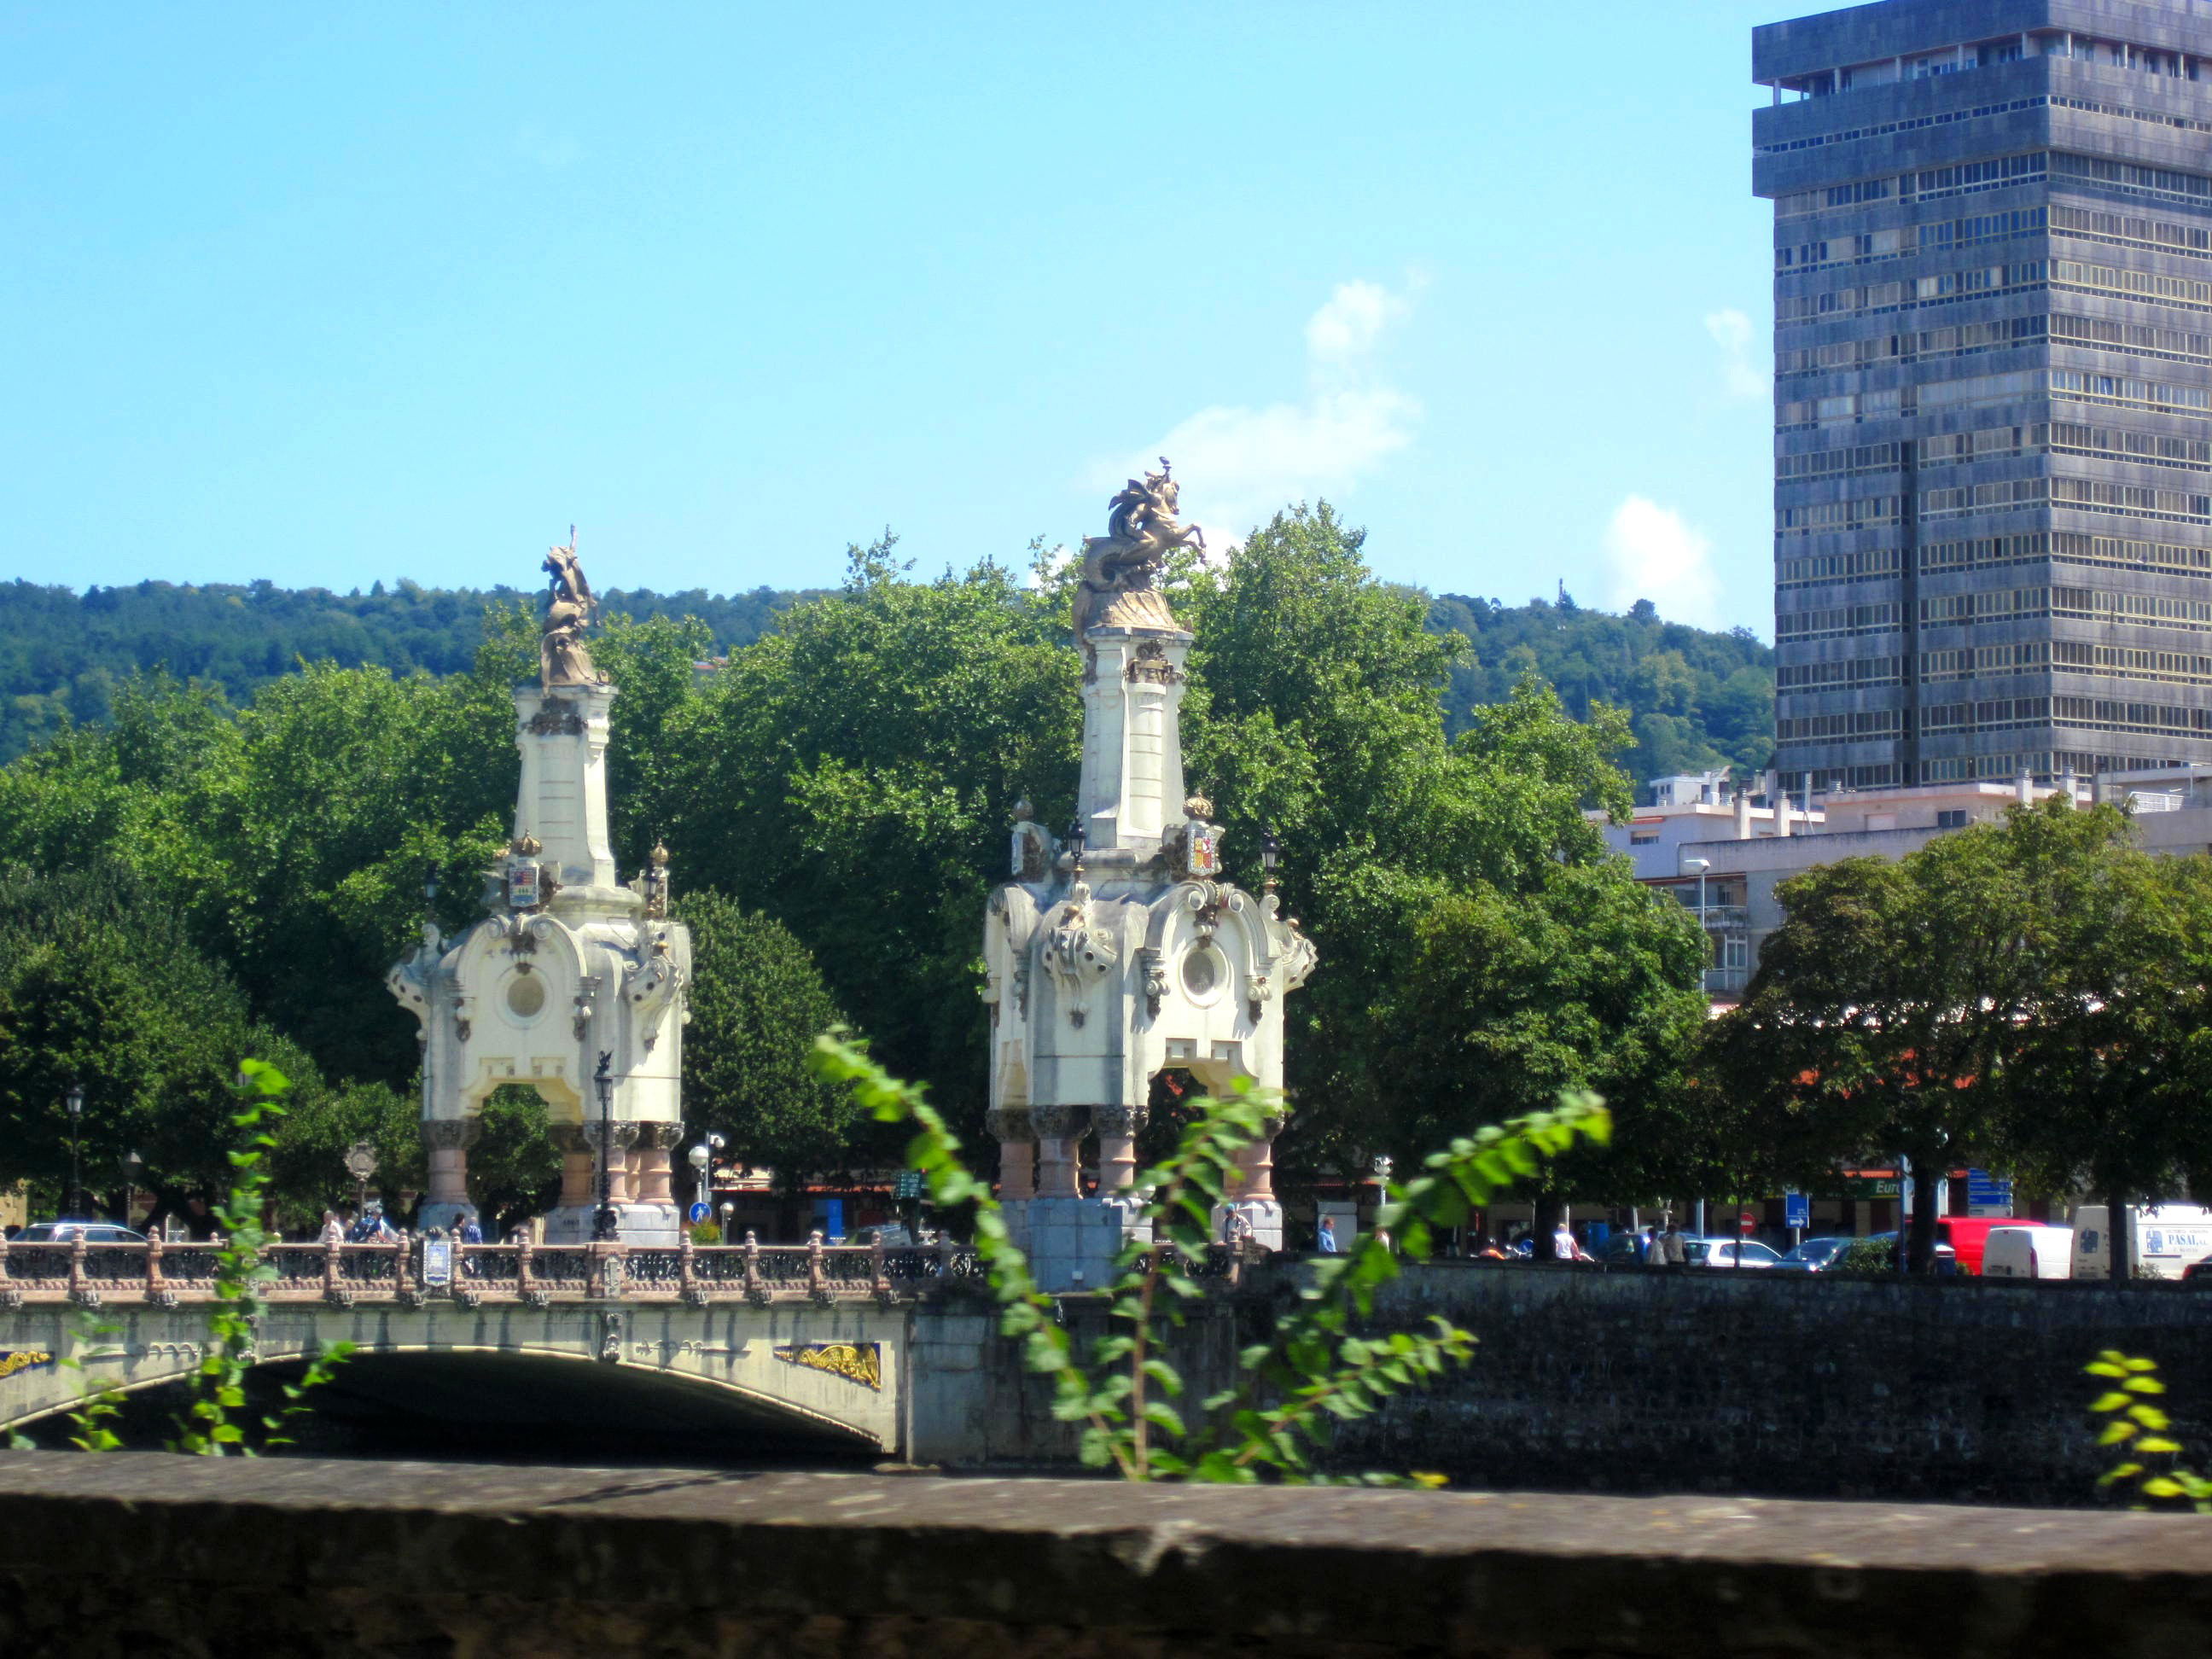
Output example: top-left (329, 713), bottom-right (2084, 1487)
top-left (2, 1453), bottom-right (2211, 1656)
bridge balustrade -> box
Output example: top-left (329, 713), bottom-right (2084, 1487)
top-left (0, 1231), bottom-right (982, 1307)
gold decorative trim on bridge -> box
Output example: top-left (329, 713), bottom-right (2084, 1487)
top-left (771, 1342), bottom-right (882, 1391)
top-left (0, 1351), bottom-right (55, 1381)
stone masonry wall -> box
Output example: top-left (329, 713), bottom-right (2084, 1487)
top-left (9, 1453), bottom-right (2212, 1657)
top-left (1301, 1263), bottom-right (2212, 1507)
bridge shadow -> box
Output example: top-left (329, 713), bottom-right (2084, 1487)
top-left (20, 1351), bottom-right (883, 1470)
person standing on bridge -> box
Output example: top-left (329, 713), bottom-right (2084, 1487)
top-left (319, 1211), bottom-right (344, 1248)
top-left (459, 1208), bottom-right (484, 1278)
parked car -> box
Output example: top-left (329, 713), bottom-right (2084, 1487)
top-left (1682, 1237), bottom-right (1784, 1269)
top-left (12, 1221), bottom-right (146, 1245)
top-left (1982, 1225), bottom-right (2074, 1280)
top-left (1776, 1235), bottom-right (1853, 1272)
top-left (1599, 1231), bottom-right (1648, 1266)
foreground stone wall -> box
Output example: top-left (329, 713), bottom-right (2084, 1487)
top-left (2, 1452), bottom-right (2209, 1658)
top-left (1305, 1264), bottom-right (2212, 1506)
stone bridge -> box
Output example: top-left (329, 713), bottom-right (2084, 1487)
top-left (0, 1235), bottom-right (1019, 1458)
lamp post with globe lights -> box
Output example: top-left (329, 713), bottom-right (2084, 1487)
top-left (687, 1133), bottom-right (725, 1227)
top-left (343, 1141), bottom-right (379, 1222)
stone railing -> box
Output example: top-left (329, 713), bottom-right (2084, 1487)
top-left (0, 1230), bottom-right (982, 1309)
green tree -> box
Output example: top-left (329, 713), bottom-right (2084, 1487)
top-left (1989, 802), bottom-right (2212, 1281)
top-left (678, 892), bottom-right (863, 1210)
top-left (663, 539), bottom-right (1078, 1142)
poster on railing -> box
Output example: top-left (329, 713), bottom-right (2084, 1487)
top-left (422, 1238), bottom-right (452, 1288)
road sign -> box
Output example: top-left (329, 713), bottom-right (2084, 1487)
top-left (687, 1201), bottom-right (709, 1224)
top-left (1738, 1209), bottom-right (1757, 1235)
top-left (1966, 1169), bottom-right (2013, 1218)
top-left (894, 1171), bottom-right (924, 1202)
top-left (1784, 1191), bottom-right (1810, 1229)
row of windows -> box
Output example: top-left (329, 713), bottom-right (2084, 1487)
top-left (1777, 497), bottom-right (1902, 537)
top-left (1780, 364), bottom-right (2211, 431)
top-left (1918, 531), bottom-right (2212, 579)
top-left (1778, 710), bottom-right (1905, 741)
top-left (2050, 312), bottom-right (2212, 369)
top-left (1774, 208), bottom-right (2046, 274)
top-left (1921, 643), bottom-right (2052, 680)
top-left (1775, 548), bottom-right (1906, 588)
top-left (1777, 602), bottom-right (1903, 641)
top-left (1775, 315), bottom-right (2044, 379)
top-left (1923, 698), bottom-right (2053, 733)
top-left (1778, 422), bottom-right (2212, 488)
top-left (1918, 476), bottom-right (2212, 526)
top-left (2051, 204), bottom-right (2212, 264)
top-left (1916, 585), bottom-right (2212, 632)
top-left (2054, 152), bottom-right (2212, 210)
top-left (2052, 258), bottom-right (2212, 314)
top-left (1776, 655), bottom-right (1902, 690)
top-left (2055, 640), bottom-right (2212, 684)
top-left (1765, 81), bottom-right (2212, 169)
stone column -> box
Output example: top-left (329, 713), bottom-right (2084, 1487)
top-left (580, 1121), bottom-right (640, 1203)
top-left (1230, 1116), bottom-right (1282, 1204)
top-left (631, 1123), bottom-right (683, 1206)
top-left (985, 1107), bottom-right (1038, 1201)
top-left (1092, 1104), bottom-right (1147, 1200)
top-left (1028, 1106), bottom-right (1089, 1199)
top-left (550, 1125), bottom-right (594, 1209)
top-left (422, 1118), bottom-right (482, 1208)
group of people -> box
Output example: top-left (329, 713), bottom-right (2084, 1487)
top-left (1309, 1214), bottom-right (1695, 1263)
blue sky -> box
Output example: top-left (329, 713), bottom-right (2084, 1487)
top-left (3, 3), bottom-right (1788, 633)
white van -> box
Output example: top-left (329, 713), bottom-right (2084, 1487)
top-left (2070, 1204), bottom-right (2212, 1281)
top-left (1982, 1225), bottom-right (2073, 1280)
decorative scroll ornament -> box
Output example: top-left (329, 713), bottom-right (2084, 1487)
top-left (525, 700), bottom-right (586, 737)
top-left (1246, 973), bottom-right (1274, 1024)
top-left (0, 1350), bottom-right (55, 1380)
top-left (773, 1340), bottom-right (883, 1391)
top-left (1280, 917), bottom-right (1319, 992)
top-left (1138, 946), bottom-right (1167, 1018)
top-left (1126, 639), bottom-right (1182, 686)
top-left (1039, 886), bottom-right (1117, 1026)
top-left (622, 947), bottom-right (685, 1051)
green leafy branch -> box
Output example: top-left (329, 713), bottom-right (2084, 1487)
top-left (2088, 1350), bottom-right (2212, 1509)
top-left (810, 1031), bottom-right (1608, 1483)
top-left (170, 1059), bottom-right (355, 1456)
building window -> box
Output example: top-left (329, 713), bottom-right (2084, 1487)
top-left (1629, 828), bottom-right (1659, 845)
top-left (1937, 810), bottom-right (1970, 830)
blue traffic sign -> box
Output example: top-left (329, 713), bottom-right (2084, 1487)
top-left (1784, 1190), bottom-right (1810, 1229)
top-left (687, 1201), bottom-right (710, 1223)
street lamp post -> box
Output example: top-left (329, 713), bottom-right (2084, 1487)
top-left (119, 1149), bottom-right (144, 1231)
top-left (718, 1200), bottom-right (736, 1244)
top-left (592, 1051), bottom-right (619, 1242)
top-left (1370, 1153), bottom-right (1394, 1248)
top-left (343, 1141), bottom-right (379, 1220)
top-left (1063, 817), bottom-right (1087, 884)
top-left (64, 1082), bottom-right (84, 1220)
top-left (687, 1133), bottom-right (725, 1226)
top-left (1260, 829), bottom-right (1281, 895)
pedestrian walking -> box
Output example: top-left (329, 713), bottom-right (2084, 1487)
top-left (459, 1208), bottom-right (484, 1278)
top-left (1316, 1216), bottom-right (1340, 1254)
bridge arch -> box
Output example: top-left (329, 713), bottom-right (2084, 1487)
top-left (1, 1301), bottom-right (905, 1457)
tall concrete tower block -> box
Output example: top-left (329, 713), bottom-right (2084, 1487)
top-left (387, 544), bottom-right (691, 1243)
top-left (983, 466), bottom-right (1318, 1289)
top-left (1756, 1), bottom-right (2212, 790)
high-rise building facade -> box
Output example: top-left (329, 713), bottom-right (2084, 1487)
top-left (1756, 1), bottom-right (2212, 788)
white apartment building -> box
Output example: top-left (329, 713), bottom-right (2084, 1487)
top-left (1601, 767), bottom-right (2212, 1004)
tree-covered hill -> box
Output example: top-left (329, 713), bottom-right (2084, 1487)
top-left (1, 575), bottom-right (1773, 784)
top-left (1431, 593), bottom-right (1773, 784)
top-left (0, 578), bottom-right (813, 762)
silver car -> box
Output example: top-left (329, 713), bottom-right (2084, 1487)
top-left (1682, 1237), bottom-right (1784, 1269)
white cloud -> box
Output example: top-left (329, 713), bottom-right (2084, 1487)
top-left (1096, 278), bottom-right (1422, 548)
top-left (1603, 496), bottom-right (1722, 630)
top-left (1705, 307), bottom-right (1767, 399)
